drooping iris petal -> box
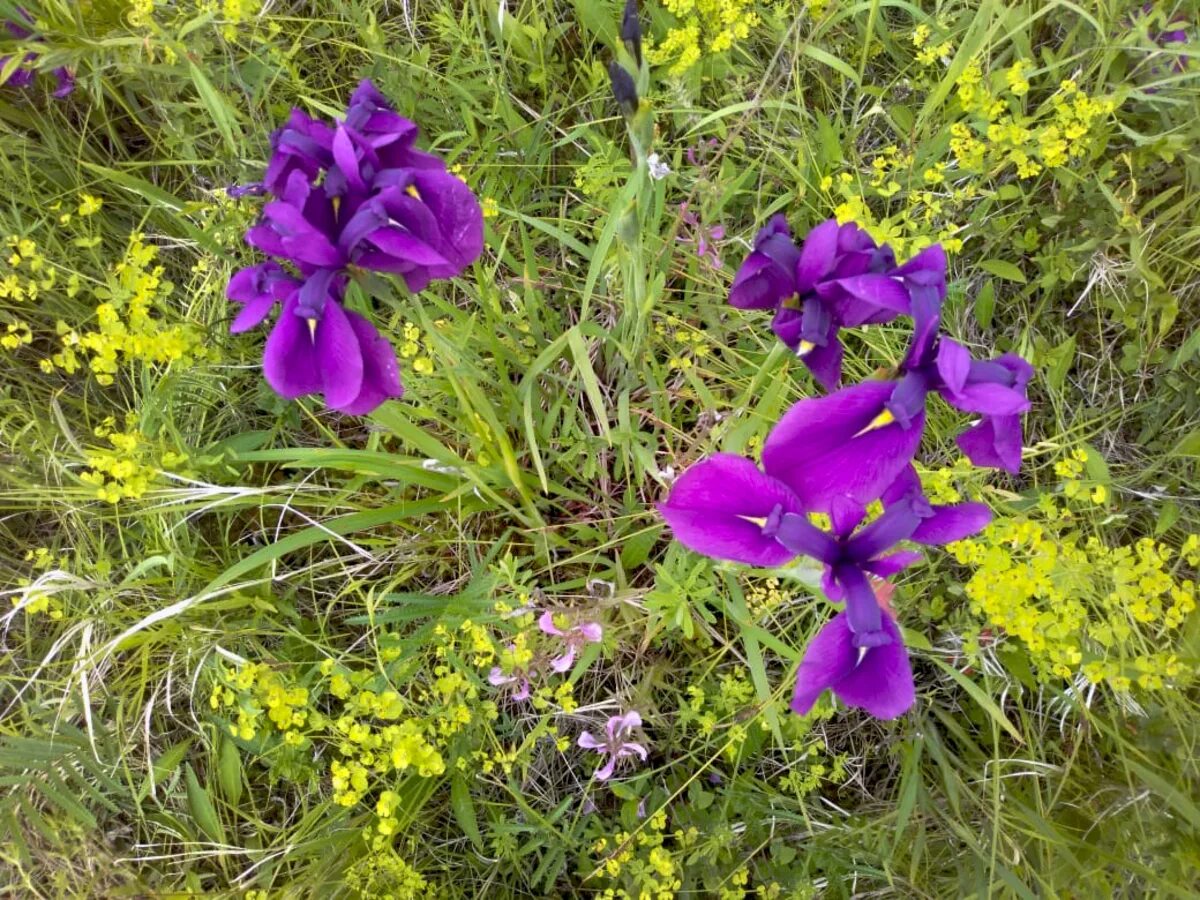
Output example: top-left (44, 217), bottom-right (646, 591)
top-left (790, 612), bottom-right (914, 720)
top-left (334, 309), bottom-right (404, 415)
top-left (262, 294), bottom-right (324, 399)
top-left (411, 169), bottom-right (486, 269)
top-left (263, 108), bottom-right (335, 195)
top-left (828, 615), bottom-right (915, 719)
top-left (774, 513), bottom-right (840, 564)
top-left (794, 218), bottom-right (840, 293)
top-left (799, 336), bottom-right (844, 392)
top-left (844, 498), bottom-right (925, 563)
top-left (762, 381), bottom-right (925, 512)
top-left (835, 274), bottom-right (912, 323)
top-left (911, 502), bottom-right (992, 545)
top-left (936, 339), bottom-right (972, 395)
top-left (729, 214), bottom-right (799, 310)
top-left (658, 453), bottom-right (804, 567)
top-left (957, 416), bottom-right (1024, 473)
top-left (314, 299), bottom-right (365, 411)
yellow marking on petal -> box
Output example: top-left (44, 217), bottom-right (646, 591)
top-left (853, 408), bottom-right (896, 438)
top-left (736, 515), bottom-right (768, 528)
top-left (405, 184), bottom-right (422, 200)
top-left (331, 195), bottom-right (341, 218)
top-left (797, 340), bottom-right (815, 356)
top-left (307, 318), bottom-right (318, 339)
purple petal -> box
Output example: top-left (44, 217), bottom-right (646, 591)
top-left (795, 219), bottom-right (839, 293)
top-left (594, 756), bottom-right (617, 781)
top-left (911, 502), bottom-right (991, 545)
top-left (512, 679), bottom-right (531, 701)
top-left (658, 453), bottom-right (804, 567)
top-left (831, 613), bottom-right (915, 719)
top-left (942, 382), bottom-right (1031, 417)
top-left (895, 243), bottom-right (947, 289)
top-left (829, 495), bottom-right (866, 539)
top-left (549, 648), bottom-right (577, 674)
top-left (364, 228), bottom-right (451, 267)
top-left (936, 339), bottom-right (972, 396)
top-left (411, 169), bottom-right (485, 270)
top-left (314, 300), bottom-right (364, 411)
top-left (332, 309), bottom-right (404, 416)
top-left (262, 295), bottom-right (323, 399)
top-left (864, 551), bottom-right (923, 578)
top-left (790, 613), bottom-right (859, 716)
top-left (730, 254), bottom-right (792, 309)
top-left (577, 622), bottom-right (603, 643)
top-left (762, 381), bottom-right (925, 513)
top-left (799, 334), bottom-right (844, 392)
top-left (617, 741), bottom-right (648, 761)
top-left (881, 464), bottom-right (921, 506)
top-left (837, 564), bottom-right (884, 639)
top-left (51, 67), bottom-right (74, 98)
top-left (774, 514), bottom-right (840, 565)
top-left (231, 294), bottom-right (278, 333)
top-left (846, 498), bottom-right (924, 562)
top-left (957, 416), bottom-right (1024, 473)
top-left (901, 284), bottom-right (944, 369)
top-left (835, 274), bottom-right (911, 320)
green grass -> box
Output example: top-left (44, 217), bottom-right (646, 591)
top-left (1, 0), bottom-right (1199, 896)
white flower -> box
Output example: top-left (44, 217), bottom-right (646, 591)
top-left (647, 153), bottom-right (671, 181)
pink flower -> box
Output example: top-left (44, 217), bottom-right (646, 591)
top-left (677, 202), bottom-right (725, 270)
top-left (538, 611), bottom-right (602, 673)
top-left (487, 667), bottom-right (531, 701)
top-left (577, 711), bottom-right (648, 781)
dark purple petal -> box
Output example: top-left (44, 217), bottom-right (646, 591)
top-left (936, 339), bottom-right (972, 395)
top-left (411, 169), bottom-right (485, 270)
top-left (881, 464), bottom-right (921, 507)
top-left (333, 309), bottom-right (404, 415)
top-left (831, 613), bottom-right (915, 719)
top-left (774, 513), bottom-right (840, 565)
top-left (863, 551), bottom-right (923, 578)
top-left (364, 228), bottom-right (451, 267)
top-left (800, 335), bottom-right (844, 392)
top-left (795, 219), bottom-right (839, 294)
top-left (901, 284), bottom-right (944, 370)
top-left (829, 495), bottom-right (866, 539)
top-left (790, 612), bottom-right (858, 717)
top-left (51, 66), bottom-right (73, 98)
top-left (837, 564), bottom-right (884, 639)
top-left (762, 381), bottom-right (925, 513)
top-left (895, 243), bottom-right (947, 291)
top-left (314, 299), bottom-right (364, 410)
top-left (262, 295), bottom-right (323, 399)
top-left (911, 502), bottom-right (991, 545)
top-left (957, 416), bottom-right (1024, 473)
top-left (730, 253), bottom-right (793, 310)
top-left (659, 453), bottom-right (804, 567)
top-left (845, 498), bottom-right (924, 562)
top-left (835, 274), bottom-right (911, 319)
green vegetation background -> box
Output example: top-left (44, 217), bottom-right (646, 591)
top-left (1, 0), bottom-right (1198, 896)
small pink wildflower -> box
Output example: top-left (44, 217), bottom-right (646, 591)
top-left (538, 610), bottom-right (602, 673)
top-left (488, 643), bottom-right (532, 701)
top-left (577, 711), bottom-right (648, 781)
top-left (678, 202), bottom-right (725, 269)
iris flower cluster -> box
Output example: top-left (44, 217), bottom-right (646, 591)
top-left (2, 9), bottom-right (74, 97)
top-left (661, 217), bottom-right (1033, 720)
top-left (228, 79), bottom-right (484, 415)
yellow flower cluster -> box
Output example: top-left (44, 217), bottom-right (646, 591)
top-left (825, 170), bottom-right (973, 258)
top-left (399, 321), bottom-right (434, 376)
top-left (949, 59), bottom-right (1116, 181)
top-left (1, 235), bottom-right (55, 304)
top-left (43, 235), bottom-right (212, 385)
top-left (591, 809), bottom-right (683, 899)
top-left (745, 577), bottom-right (786, 615)
top-left (650, 0), bottom-right (760, 75)
top-left (78, 420), bottom-right (188, 504)
top-left (938, 454), bottom-right (1197, 690)
top-left (344, 848), bottom-right (433, 900)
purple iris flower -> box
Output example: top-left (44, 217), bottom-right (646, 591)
top-left (231, 79), bottom-right (484, 415)
top-left (729, 218), bottom-right (935, 390)
top-left (226, 260), bottom-right (404, 415)
top-left (770, 491), bottom-right (990, 645)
